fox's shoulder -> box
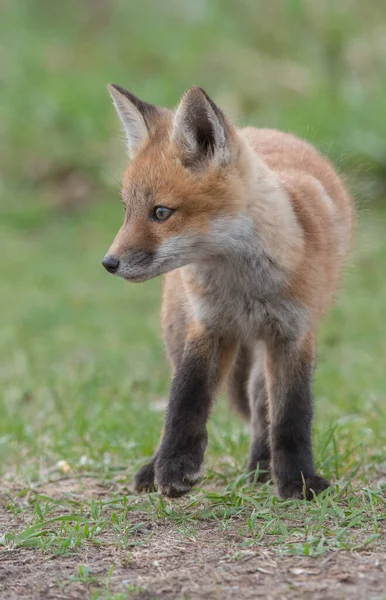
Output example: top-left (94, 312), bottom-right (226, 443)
top-left (241, 126), bottom-right (354, 222)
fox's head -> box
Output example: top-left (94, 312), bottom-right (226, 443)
top-left (102, 85), bottom-right (251, 282)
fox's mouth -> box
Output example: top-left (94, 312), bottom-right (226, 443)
top-left (121, 262), bottom-right (176, 283)
top-left (123, 273), bottom-right (153, 283)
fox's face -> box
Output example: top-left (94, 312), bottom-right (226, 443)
top-left (103, 85), bottom-right (249, 282)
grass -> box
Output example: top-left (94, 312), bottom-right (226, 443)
top-left (3, 477), bottom-right (385, 556)
top-left (1, 1), bottom-right (386, 598)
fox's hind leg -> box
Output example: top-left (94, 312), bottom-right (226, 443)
top-left (227, 345), bottom-right (252, 420)
top-left (228, 343), bottom-right (271, 482)
top-left (247, 343), bottom-right (271, 483)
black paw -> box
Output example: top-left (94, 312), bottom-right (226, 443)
top-left (247, 459), bottom-right (271, 483)
top-left (155, 453), bottom-right (202, 498)
top-left (278, 476), bottom-right (330, 500)
top-left (134, 461), bottom-right (156, 493)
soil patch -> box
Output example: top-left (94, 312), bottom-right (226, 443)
top-left (1, 481), bottom-right (385, 600)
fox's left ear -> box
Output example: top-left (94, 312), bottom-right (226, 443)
top-left (108, 84), bottom-right (160, 158)
top-left (172, 87), bottom-right (233, 168)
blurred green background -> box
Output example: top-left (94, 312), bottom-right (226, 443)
top-left (2, 0), bottom-right (386, 227)
top-left (0, 0), bottom-right (385, 481)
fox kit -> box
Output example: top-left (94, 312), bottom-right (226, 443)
top-left (103, 84), bottom-right (354, 500)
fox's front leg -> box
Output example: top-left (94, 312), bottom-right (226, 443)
top-left (152, 326), bottom-right (235, 497)
top-left (266, 336), bottom-right (330, 500)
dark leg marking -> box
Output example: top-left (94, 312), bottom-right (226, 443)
top-left (267, 342), bottom-right (330, 500)
top-left (135, 283), bottom-right (187, 495)
top-left (155, 335), bottom-right (233, 497)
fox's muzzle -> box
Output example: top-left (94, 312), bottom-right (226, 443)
top-left (102, 248), bottom-right (156, 281)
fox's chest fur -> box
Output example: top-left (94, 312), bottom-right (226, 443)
top-left (182, 220), bottom-right (308, 344)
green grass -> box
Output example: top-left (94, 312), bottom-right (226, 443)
top-left (1, 1), bottom-right (386, 597)
top-left (3, 471), bottom-right (385, 554)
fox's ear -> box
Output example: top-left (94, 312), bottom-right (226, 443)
top-left (172, 87), bottom-right (232, 168)
top-left (107, 84), bottom-right (159, 157)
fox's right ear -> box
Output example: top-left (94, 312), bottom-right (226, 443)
top-left (107, 84), bottom-right (159, 158)
top-left (172, 87), bottom-right (232, 169)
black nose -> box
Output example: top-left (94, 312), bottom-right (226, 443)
top-left (102, 255), bottom-right (120, 273)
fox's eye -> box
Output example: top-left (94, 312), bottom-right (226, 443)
top-left (152, 206), bottom-right (175, 221)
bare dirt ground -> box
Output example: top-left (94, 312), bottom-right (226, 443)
top-left (1, 480), bottom-right (385, 600)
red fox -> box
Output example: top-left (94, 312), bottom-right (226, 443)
top-left (103, 84), bottom-right (355, 499)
